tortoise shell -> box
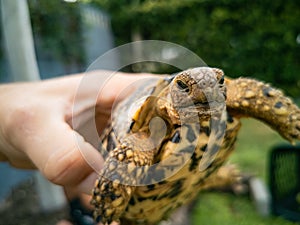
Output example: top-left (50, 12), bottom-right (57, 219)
top-left (91, 67), bottom-right (300, 225)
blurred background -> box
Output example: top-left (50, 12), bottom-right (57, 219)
top-left (1, 0), bottom-right (299, 95)
top-left (0, 0), bottom-right (299, 225)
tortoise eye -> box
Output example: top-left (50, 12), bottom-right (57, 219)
top-left (176, 80), bottom-right (189, 92)
top-left (219, 76), bottom-right (225, 85)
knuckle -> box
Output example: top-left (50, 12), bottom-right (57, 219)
top-left (42, 145), bottom-right (88, 186)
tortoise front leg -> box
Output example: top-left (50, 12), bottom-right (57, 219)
top-left (91, 133), bottom-right (156, 224)
top-left (226, 78), bottom-right (300, 142)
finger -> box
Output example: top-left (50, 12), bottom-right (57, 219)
top-left (73, 71), bottom-right (157, 139)
top-left (56, 220), bottom-right (73, 225)
top-left (23, 117), bottom-right (104, 188)
top-left (96, 71), bottom-right (157, 107)
top-left (77, 170), bottom-right (101, 194)
top-left (73, 70), bottom-right (156, 113)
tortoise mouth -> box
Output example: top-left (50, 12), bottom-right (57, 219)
top-left (175, 101), bottom-right (225, 119)
top-left (193, 100), bottom-right (209, 107)
top-left (175, 99), bottom-right (220, 108)
top-left (187, 100), bottom-right (224, 110)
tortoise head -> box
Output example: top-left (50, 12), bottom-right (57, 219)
top-left (167, 67), bottom-right (226, 122)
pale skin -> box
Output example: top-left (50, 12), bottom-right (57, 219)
top-left (0, 70), bottom-right (155, 225)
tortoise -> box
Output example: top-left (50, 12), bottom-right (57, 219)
top-left (91, 67), bottom-right (300, 225)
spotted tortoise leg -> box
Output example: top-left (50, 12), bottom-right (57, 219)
top-left (199, 164), bottom-right (243, 191)
top-left (91, 133), bottom-right (156, 224)
top-left (225, 78), bottom-right (300, 143)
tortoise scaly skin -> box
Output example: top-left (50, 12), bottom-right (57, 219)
top-left (91, 67), bottom-right (300, 225)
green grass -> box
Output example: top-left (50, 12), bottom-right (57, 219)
top-left (192, 118), bottom-right (299, 225)
top-left (193, 193), bottom-right (296, 225)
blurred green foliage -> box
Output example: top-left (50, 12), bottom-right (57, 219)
top-left (28, 0), bottom-right (85, 69)
top-left (92, 0), bottom-right (300, 97)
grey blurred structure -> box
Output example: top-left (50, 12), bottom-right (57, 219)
top-left (0, 0), bottom-right (117, 210)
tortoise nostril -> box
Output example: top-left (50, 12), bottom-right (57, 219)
top-left (176, 80), bottom-right (189, 91)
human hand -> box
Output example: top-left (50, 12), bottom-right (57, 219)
top-left (0, 70), bottom-right (155, 194)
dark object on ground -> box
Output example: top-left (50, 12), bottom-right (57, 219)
top-left (270, 144), bottom-right (300, 222)
top-left (70, 198), bottom-right (95, 225)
